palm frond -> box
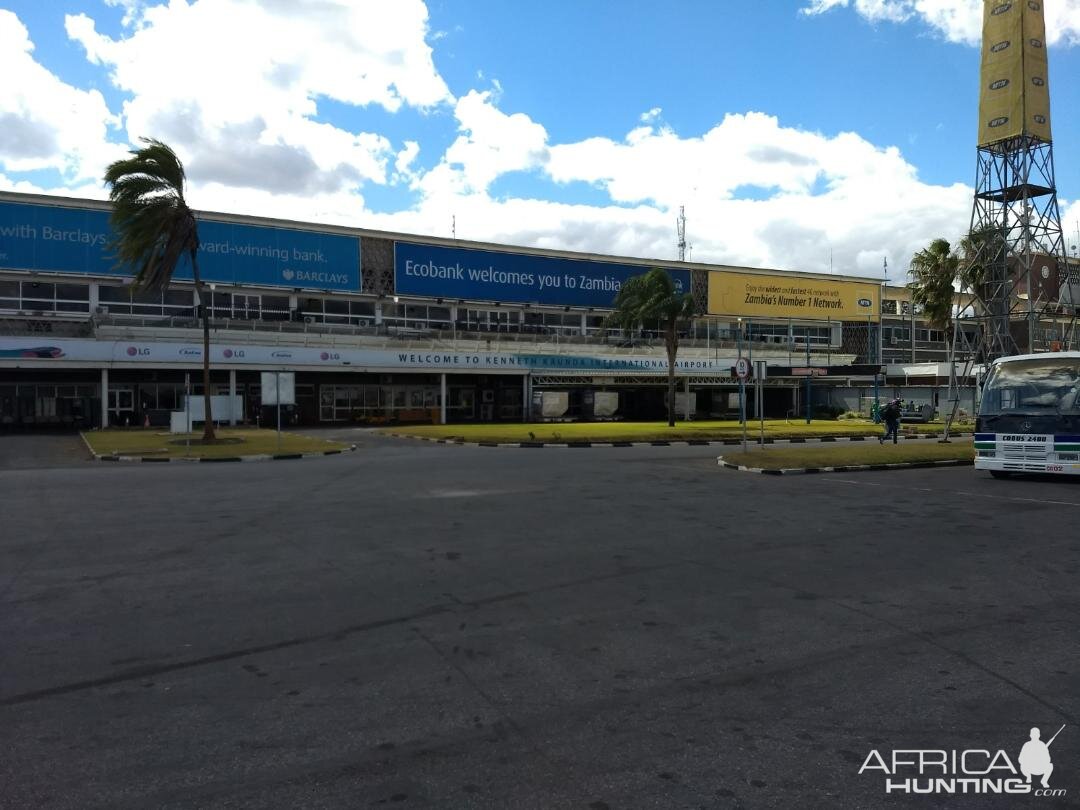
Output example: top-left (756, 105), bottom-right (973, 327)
top-left (909, 238), bottom-right (960, 331)
top-left (605, 268), bottom-right (693, 330)
top-left (103, 138), bottom-right (197, 291)
top-left (104, 138), bottom-right (187, 198)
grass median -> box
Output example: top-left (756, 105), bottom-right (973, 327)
top-left (721, 438), bottom-right (974, 470)
top-left (384, 419), bottom-right (974, 444)
top-left (82, 428), bottom-right (350, 459)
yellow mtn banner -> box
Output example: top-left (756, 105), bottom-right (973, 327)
top-left (707, 272), bottom-right (879, 320)
top-left (978, 0), bottom-right (1052, 145)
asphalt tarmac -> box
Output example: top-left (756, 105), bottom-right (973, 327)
top-left (2, 430), bottom-right (1078, 808)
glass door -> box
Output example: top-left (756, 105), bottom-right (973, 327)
top-left (108, 388), bottom-right (135, 425)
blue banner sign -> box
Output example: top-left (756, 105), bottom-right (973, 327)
top-left (395, 242), bottom-right (690, 308)
top-left (0, 199), bottom-right (360, 291)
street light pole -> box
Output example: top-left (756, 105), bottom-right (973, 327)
top-left (805, 332), bottom-right (811, 424)
top-left (875, 257), bottom-right (887, 421)
top-left (737, 318), bottom-right (744, 428)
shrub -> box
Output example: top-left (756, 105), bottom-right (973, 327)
top-left (812, 405), bottom-right (845, 420)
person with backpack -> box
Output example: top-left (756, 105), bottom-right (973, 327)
top-left (880, 398), bottom-right (902, 444)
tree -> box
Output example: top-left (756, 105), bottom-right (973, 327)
top-left (909, 238), bottom-right (960, 334)
top-left (606, 268), bottom-right (696, 427)
top-left (957, 226), bottom-right (1006, 306)
top-left (104, 138), bottom-right (216, 440)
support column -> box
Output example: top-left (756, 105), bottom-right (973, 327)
top-left (522, 374), bottom-right (530, 422)
top-left (100, 367), bottom-right (109, 429)
top-left (440, 373), bottom-right (447, 425)
top-left (683, 376), bottom-right (691, 421)
top-left (229, 368), bottom-right (237, 425)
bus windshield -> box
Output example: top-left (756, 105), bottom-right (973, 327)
top-left (980, 358), bottom-right (1080, 416)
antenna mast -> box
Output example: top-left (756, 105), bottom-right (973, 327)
top-left (677, 206), bottom-right (687, 262)
top-left (965, 0), bottom-right (1074, 359)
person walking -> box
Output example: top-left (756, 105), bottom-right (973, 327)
top-left (880, 398), bottom-right (902, 445)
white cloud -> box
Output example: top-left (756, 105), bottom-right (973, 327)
top-left (1063, 200), bottom-right (1080, 252)
top-left (397, 109), bottom-right (972, 276)
top-left (802, 0), bottom-right (914, 24)
top-left (64, 0), bottom-right (452, 195)
top-left (424, 90), bottom-right (550, 195)
top-left (0, 171), bottom-right (107, 200)
top-left (187, 182), bottom-right (369, 228)
top-left (394, 141), bottom-right (421, 181)
top-left (802, 0), bottom-right (1080, 47)
top-left (911, 0), bottom-right (982, 44)
top-left (548, 113), bottom-right (834, 207)
top-left (0, 10), bottom-right (124, 182)
top-left (103, 0), bottom-right (146, 27)
top-left (0, 3), bottom-right (1003, 280)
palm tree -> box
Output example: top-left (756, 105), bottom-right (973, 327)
top-left (909, 238), bottom-right (961, 334)
top-left (606, 268), bottom-right (696, 427)
top-left (104, 138), bottom-right (216, 440)
top-left (957, 226), bottom-right (1005, 306)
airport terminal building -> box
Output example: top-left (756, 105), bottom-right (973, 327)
top-left (2, 190), bottom-right (954, 429)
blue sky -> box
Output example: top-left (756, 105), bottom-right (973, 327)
top-left (2, 0), bottom-right (1080, 277)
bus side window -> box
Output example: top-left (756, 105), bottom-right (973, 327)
top-left (1063, 386), bottom-right (1080, 414)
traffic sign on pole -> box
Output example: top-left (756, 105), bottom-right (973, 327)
top-left (755, 361), bottom-right (767, 447)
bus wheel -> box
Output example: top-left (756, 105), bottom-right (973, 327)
top-left (989, 470), bottom-right (1011, 479)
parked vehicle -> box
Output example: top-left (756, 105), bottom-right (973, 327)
top-left (975, 352), bottom-right (1080, 478)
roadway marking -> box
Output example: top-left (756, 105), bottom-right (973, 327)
top-left (419, 488), bottom-right (537, 499)
top-left (954, 490), bottom-right (1080, 508)
top-left (822, 478), bottom-right (1080, 507)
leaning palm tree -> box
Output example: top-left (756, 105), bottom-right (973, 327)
top-left (909, 237), bottom-right (961, 335)
top-left (606, 268), bottom-right (696, 427)
top-left (957, 226), bottom-right (1005, 307)
top-left (104, 138), bottom-right (215, 440)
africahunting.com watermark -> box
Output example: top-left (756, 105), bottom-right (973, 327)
top-left (858, 725), bottom-right (1066, 797)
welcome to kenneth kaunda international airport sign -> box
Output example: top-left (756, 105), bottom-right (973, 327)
top-left (707, 270), bottom-right (880, 321)
top-left (0, 338), bottom-right (738, 375)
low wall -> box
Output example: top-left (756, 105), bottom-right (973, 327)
top-left (825, 385), bottom-right (978, 418)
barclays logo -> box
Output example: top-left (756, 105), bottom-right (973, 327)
top-left (282, 268), bottom-right (295, 281)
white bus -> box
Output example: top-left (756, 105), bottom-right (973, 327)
top-left (975, 352), bottom-right (1080, 478)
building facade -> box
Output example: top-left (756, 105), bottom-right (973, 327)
top-left (2, 190), bottom-right (903, 429)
